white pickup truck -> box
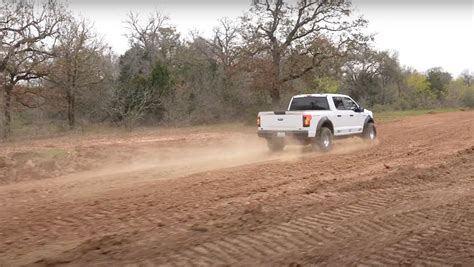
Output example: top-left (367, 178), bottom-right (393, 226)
top-left (257, 93), bottom-right (376, 152)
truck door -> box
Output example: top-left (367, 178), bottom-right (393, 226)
top-left (342, 97), bottom-right (365, 133)
top-left (331, 97), bottom-right (352, 135)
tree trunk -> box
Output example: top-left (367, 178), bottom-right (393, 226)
top-left (270, 87), bottom-right (281, 110)
top-left (381, 80), bottom-right (386, 105)
top-left (397, 80), bottom-right (402, 97)
top-left (270, 50), bottom-right (282, 110)
top-left (66, 90), bottom-right (75, 129)
top-left (1, 84), bottom-right (13, 140)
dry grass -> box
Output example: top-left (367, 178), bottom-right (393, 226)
top-left (3, 108), bottom-right (467, 144)
top-left (375, 108), bottom-right (465, 122)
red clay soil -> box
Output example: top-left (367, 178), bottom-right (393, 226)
top-left (0, 111), bottom-right (473, 266)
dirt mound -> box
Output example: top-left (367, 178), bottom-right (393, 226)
top-left (0, 149), bottom-right (94, 184)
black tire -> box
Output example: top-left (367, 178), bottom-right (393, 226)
top-left (362, 122), bottom-right (377, 142)
top-left (267, 138), bottom-right (285, 152)
top-left (315, 127), bottom-right (333, 152)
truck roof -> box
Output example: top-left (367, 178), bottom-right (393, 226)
top-left (292, 93), bottom-right (348, 98)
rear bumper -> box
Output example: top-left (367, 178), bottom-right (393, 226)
top-left (257, 130), bottom-right (309, 139)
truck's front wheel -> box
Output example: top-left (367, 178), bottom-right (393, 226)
top-left (362, 122), bottom-right (377, 142)
top-left (267, 138), bottom-right (285, 152)
top-left (316, 127), bottom-right (333, 152)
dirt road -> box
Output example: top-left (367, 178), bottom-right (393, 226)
top-left (1, 111), bottom-right (473, 266)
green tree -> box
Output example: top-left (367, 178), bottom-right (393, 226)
top-left (376, 51), bottom-right (402, 104)
top-left (446, 78), bottom-right (474, 108)
top-left (426, 67), bottom-right (452, 100)
top-left (111, 62), bottom-right (172, 127)
top-left (111, 10), bottom-right (179, 127)
top-left (308, 77), bottom-right (340, 94)
top-left (406, 72), bottom-right (432, 96)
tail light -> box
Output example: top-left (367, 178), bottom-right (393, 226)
top-left (303, 115), bottom-right (311, 127)
top-left (257, 116), bottom-right (261, 127)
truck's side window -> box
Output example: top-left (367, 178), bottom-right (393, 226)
top-left (342, 97), bottom-right (357, 110)
top-left (332, 97), bottom-right (345, 110)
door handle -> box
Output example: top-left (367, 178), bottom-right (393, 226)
top-left (337, 115), bottom-right (342, 117)
top-left (350, 114), bottom-right (354, 117)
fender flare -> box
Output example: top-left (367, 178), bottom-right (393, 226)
top-left (316, 117), bottom-right (334, 137)
top-left (363, 116), bottom-right (375, 132)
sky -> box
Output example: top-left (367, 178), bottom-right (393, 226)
top-left (67, 0), bottom-right (473, 77)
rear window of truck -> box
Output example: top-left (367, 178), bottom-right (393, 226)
top-left (289, 97), bottom-right (330, 111)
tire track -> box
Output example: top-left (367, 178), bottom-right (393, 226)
top-left (356, 203), bottom-right (474, 266)
top-left (17, 155), bottom-right (472, 264)
top-left (148, 183), bottom-right (473, 266)
top-left (3, 168), bottom-right (452, 254)
top-left (162, 198), bottom-right (472, 266)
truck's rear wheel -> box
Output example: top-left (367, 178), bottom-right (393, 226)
top-left (315, 127), bottom-right (333, 152)
top-left (267, 138), bottom-right (285, 152)
top-left (362, 122), bottom-right (377, 142)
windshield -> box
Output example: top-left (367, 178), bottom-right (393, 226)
top-left (289, 96), bottom-right (330, 111)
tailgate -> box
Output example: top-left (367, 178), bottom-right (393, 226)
top-left (259, 112), bottom-right (303, 130)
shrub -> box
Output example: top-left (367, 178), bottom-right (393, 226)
top-left (461, 88), bottom-right (474, 108)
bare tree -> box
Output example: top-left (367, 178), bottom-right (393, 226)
top-left (109, 85), bottom-right (160, 128)
top-left (47, 18), bottom-right (109, 129)
top-left (125, 11), bottom-right (168, 50)
top-left (186, 20), bottom-right (240, 76)
top-left (181, 19), bottom-right (246, 114)
top-left (0, 0), bottom-right (67, 139)
top-left (241, 0), bottom-right (370, 108)
top-left (210, 18), bottom-right (241, 75)
top-left (124, 10), bottom-right (180, 63)
top-left (460, 69), bottom-right (473, 86)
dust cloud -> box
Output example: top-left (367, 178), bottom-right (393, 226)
top-left (87, 134), bottom-right (375, 185)
top-left (2, 133), bottom-right (375, 198)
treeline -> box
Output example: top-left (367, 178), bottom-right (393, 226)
top-left (1, 0), bottom-right (473, 140)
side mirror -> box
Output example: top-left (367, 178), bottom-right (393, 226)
top-left (355, 106), bottom-right (364, 112)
